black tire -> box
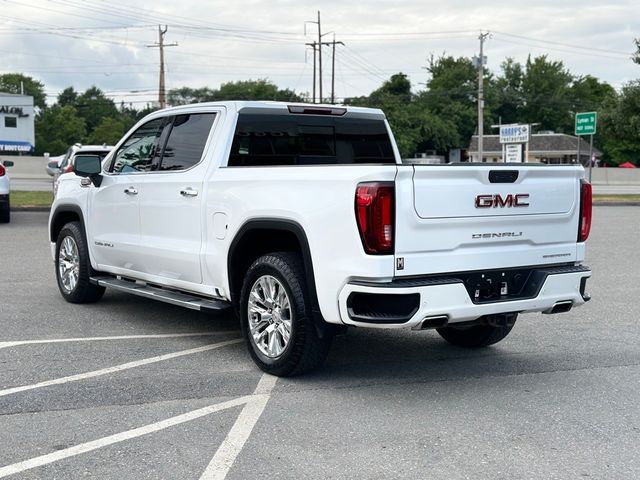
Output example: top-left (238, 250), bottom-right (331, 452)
top-left (0, 199), bottom-right (9, 223)
top-left (55, 221), bottom-right (105, 303)
top-left (436, 316), bottom-right (516, 348)
top-left (240, 252), bottom-right (331, 376)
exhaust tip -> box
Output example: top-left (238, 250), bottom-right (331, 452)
top-left (546, 300), bottom-right (573, 315)
top-left (413, 315), bottom-right (449, 330)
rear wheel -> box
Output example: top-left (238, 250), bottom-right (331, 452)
top-left (0, 198), bottom-right (9, 223)
top-left (55, 221), bottom-right (105, 303)
top-left (240, 252), bottom-right (331, 376)
top-left (436, 315), bottom-right (517, 348)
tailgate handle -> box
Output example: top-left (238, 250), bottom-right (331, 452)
top-left (489, 170), bottom-right (519, 183)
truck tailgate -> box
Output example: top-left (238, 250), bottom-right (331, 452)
top-left (394, 164), bottom-right (584, 277)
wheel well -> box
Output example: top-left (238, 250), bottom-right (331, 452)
top-left (228, 227), bottom-right (302, 304)
top-left (50, 209), bottom-right (81, 242)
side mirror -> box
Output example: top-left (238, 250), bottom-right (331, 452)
top-left (73, 155), bottom-right (103, 187)
top-left (47, 160), bottom-right (59, 169)
top-left (3, 160), bottom-right (14, 167)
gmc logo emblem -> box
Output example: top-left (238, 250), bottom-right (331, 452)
top-left (475, 194), bottom-right (530, 208)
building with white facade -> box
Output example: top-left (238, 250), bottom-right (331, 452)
top-left (0, 93), bottom-right (35, 154)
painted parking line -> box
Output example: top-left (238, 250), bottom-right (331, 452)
top-left (0, 396), bottom-right (250, 478)
top-left (0, 332), bottom-right (234, 351)
top-left (200, 374), bottom-right (277, 480)
top-left (0, 373), bottom-right (276, 479)
top-left (0, 338), bottom-right (243, 398)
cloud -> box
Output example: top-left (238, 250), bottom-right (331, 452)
top-left (0, 0), bottom-right (638, 105)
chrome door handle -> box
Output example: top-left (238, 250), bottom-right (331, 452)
top-left (180, 188), bottom-right (198, 197)
top-left (124, 186), bottom-right (138, 195)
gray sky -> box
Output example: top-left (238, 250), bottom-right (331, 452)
top-left (0, 0), bottom-right (638, 107)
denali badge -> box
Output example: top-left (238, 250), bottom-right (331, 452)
top-left (472, 232), bottom-right (523, 239)
top-left (475, 193), bottom-right (529, 208)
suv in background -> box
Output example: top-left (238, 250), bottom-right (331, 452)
top-left (0, 159), bottom-right (15, 223)
top-left (54, 145), bottom-right (113, 196)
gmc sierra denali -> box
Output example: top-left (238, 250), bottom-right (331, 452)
top-left (49, 101), bottom-right (592, 376)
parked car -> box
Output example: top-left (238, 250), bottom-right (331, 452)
top-left (49, 101), bottom-right (593, 376)
top-left (0, 159), bottom-right (15, 223)
top-left (45, 154), bottom-right (66, 177)
top-left (53, 145), bottom-right (113, 196)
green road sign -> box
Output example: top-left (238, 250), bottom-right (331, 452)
top-left (575, 111), bottom-right (597, 136)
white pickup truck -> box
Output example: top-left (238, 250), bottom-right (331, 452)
top-left (49, 101), bottom-right (592, 376)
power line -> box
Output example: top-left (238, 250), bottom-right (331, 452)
top-left (491, 30), bottom-right (633, 56)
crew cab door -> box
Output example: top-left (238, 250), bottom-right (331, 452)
top-left (89, 117), bottom-right (168, 271)
top-left (135, 112), bottom-right (218, 285)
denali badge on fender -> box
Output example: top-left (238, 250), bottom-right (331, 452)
top-left (475, 193), bottom-right (529, 208)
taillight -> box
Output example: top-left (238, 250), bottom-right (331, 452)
top-left (578, 180), bottom-right (592, 242)
top-left (0, 164), bottom-right (4, 177)
top-left (355, 182), bottom-right (395, 255)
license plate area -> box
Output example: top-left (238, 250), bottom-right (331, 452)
top-left (461, 268), bottom-right (535, 303)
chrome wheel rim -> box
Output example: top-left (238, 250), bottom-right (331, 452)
top-left (58, 235), bottom-right (80, 293)
top-left (247, 275), bottom-right (292, 359)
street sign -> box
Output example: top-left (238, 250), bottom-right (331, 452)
top-left (505, 144), bottom-right (522, 162)
top-left (575, 112), bottom-right (597, 136)
top-left (499, 124), bottom-right (530, 144)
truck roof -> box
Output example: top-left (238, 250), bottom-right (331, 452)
top-left (157, 101), bottom-right (386, 119)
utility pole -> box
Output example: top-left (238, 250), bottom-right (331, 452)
top-left (317, 10), bottom-right (323, 103)
top-left (476, 31), bottom-right (490, 162)
top-left (147, 25), bottom-right (178, 109)
top-left (329, 34), bottom-right (344, 104)
top-left (305, 12), bottom-right (342, 104)
top-left (305, 41), bottom-right (318, 103)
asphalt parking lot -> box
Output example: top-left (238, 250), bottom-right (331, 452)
top-left (1, 208), bottom-right (639, 479)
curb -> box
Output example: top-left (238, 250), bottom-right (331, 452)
top-left (11, 206), bottom-right (52, 212)
top-left (593, 202), bottom-right (640, 207)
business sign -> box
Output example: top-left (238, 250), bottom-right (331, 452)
top-left (575, 112), bottom-right (597, 136)
top-left (0, 106), bottom-right (29, 117)
top-left (0, 140), bottom-right (34, 153)
top-left (499, 124), bottom-right (530, 144)
top-left (505, 144), bottom-right (522, 163)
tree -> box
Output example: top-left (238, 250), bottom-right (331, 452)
top-left (57, 87), bottom-right (79, 108)
top-left (518, 55), bottom-right (574, 131)
top-left (418, 56), bottom-right (484, 151)
top-left (167, 79), bottom-right (303, 106)
top-left (35, 105), bottom-right (86, 155)
top-left (493, 58), bottom-right (524, 124)
top-left (167, 87), bottom-right (216, 106)
top-left (86, 117), bottom-right (126, 145)
top-left (600, 81), bottom-right (640, 166)
top-left (75, 86), bottom-right (119, 133)
top-left (0, 73), bottom-right (47, 109)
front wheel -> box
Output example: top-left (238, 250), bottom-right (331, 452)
top-left (436, 315), bottom-right (517, 348)
top-left (240, 252), bottom-right (331, 376)
top-left (55, 221), bottom-right (105, 303)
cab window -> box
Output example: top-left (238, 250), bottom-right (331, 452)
top-left (110, 118), bottom-right (167, 174)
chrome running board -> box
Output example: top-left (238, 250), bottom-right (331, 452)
top-left (90, 276), bottom-right (230, 313)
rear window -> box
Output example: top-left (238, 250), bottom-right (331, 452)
top-left (228, 114), bottom-right (395, 166)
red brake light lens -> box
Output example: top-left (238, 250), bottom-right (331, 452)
top-left (355, 182), bottom-right (395, 255)
top-left (578, 180), bottom-right (592, 242)
top-left (0, 164), bottom-right (5, 177)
